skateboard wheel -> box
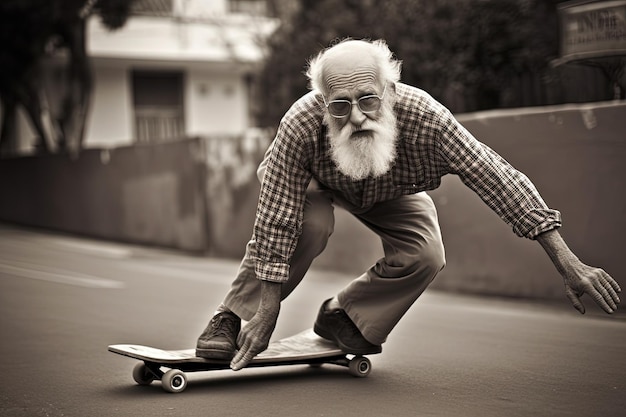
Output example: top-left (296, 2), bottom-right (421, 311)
top-left (348, 356), bottom-right (371, 378)
top-left (162, 369), bottom-right (187, 393)
top-left (132, 363), bottom-right (155, 385)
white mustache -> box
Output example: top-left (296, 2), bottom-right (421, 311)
top-left (348, 121), bottom-right (376, 135)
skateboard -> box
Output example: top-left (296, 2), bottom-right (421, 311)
top-left (108, 328), bottom-right (375, 393)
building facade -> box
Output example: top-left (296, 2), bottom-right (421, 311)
top-left (14, 0), bottom-right (277, 152)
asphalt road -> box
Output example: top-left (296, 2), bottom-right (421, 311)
top-left (0, 224), bottom-right (624, 417)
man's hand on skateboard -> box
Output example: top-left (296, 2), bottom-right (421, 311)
top-left (231, 307), bottom-right (279, 370)
top-left (231, 281), bottom-right (281, 371)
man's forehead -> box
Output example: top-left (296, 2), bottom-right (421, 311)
top-left (322, 41), bottom-right (380, 93)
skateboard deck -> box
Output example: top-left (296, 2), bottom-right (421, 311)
top-left (108, 328), bottom-right (374, 393)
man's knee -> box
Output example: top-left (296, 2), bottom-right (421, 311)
top-left (418, 242), bottom-right (446, 275)
top-left (301, 215), bottom-right (333, 245)
top-left (382, 242), bottom-right (446, 278)
top-left (300, 191), bottom-right (334, 253)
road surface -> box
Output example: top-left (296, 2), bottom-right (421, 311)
top-left (0, 223), bottom-right (624, 416)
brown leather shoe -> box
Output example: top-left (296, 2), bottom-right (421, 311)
top-left (313, 299), bottom-right (382, 354)
top-left (196, 311), bottom-right (241, 360)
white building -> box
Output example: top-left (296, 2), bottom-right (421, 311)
top-left (17, 0), bottom-right (278, 151)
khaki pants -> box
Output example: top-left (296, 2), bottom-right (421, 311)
top-left (223, 190), bottom-right (445, 345)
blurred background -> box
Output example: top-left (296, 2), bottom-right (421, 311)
top-left (0, 0), bottom-right (625, 299)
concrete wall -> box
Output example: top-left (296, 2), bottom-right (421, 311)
top-left (200, 130), bottom-right (271, 256)
top-left (0, 138), bottom-right (209, 251)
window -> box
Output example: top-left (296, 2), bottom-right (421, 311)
top-left (228, 0), bottom-right (267, 16)
top-left (131, 71), bottom-right (185, 143)
top-left (131, 0), bottom-right (173, 17)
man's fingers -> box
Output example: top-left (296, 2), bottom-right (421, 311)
top-left (605, 280), bottom-right (621, 303)
top-left (231, 352), bottom-right (254, 371)
top-left (589, 270), bottom-right (620, 313)
top-left (593, 279), bottom-right (615, 309)
top-left (565, 285), bottom-right (585, 314)
top-left (594, 278), bottom-right (619, 311)
top-left (232, 332), bottom-right (268, 371)
top-left (603, 271), bottom-right (622, 294)
top-left (603, 273), bottom-right (622, 303)
top-left (231, 339), bottom-right (253, 371)
top-left (592, 287), bottom-right (615, 313)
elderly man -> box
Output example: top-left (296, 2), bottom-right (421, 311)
top-left (196, 39), bottom-right (621, 370)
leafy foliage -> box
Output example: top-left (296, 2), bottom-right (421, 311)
top-left (0, 0), bottom-right (136, 154)
top-left (257, 0), bottom-right (559, 126)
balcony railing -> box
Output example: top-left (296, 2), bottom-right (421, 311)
top-left (134, 107), bottom-right (184, 143)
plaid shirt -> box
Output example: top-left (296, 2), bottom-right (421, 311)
top-left (254, 83), bottom-right (561, 282)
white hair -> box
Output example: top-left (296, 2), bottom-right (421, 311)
top-left (305, 39), bottom-right (402, 94)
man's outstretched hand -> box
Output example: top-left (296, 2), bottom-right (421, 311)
top-left (537, 229), bottom-right (621, 314)
top-left (230, 280), bottom-right (281, 371)
top-left (562, 263), bottom-right (621, 314)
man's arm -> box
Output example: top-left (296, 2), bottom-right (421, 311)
top-left (536, 229), bottom-right (621, 314)
top-left (430, 100), bottom-right (621, 313)
top-left (231, 280), bottom-right (282, 370)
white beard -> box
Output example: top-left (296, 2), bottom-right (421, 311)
top-left (326, 98), bottom-right (398, 180)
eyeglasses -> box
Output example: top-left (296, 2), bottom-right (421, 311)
top-left (322, 85), bottom-right (387, 118)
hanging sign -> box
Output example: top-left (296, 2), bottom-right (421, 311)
top-left (557, 0), bottom-right (626, 63)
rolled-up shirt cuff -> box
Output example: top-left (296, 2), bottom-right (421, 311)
top-left (254, 260), bottom-right (290, 283)
top-left (513, 208), bottom-right (562, 239)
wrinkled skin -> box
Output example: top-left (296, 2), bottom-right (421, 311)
top-left (230, 280), bottom-right (281, 371)
top-left (537, 229), bottom-right (621, 314)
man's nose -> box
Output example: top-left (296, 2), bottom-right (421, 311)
top-left (349, 103), bottom-right (367, 125)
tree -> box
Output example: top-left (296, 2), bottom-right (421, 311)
top-left (450, 0), bottom-right (559, 109)
top-left (0, 0), bottom-right (136, 156)
top-left (255, 0), bottom-right (559, 126)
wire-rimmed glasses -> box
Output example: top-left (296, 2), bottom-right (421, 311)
top-left (322, 85), bottom-right (387, 118)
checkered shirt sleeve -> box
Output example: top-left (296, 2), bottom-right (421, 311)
top-left (428, 96), bottom-right (562, 238)
top-left (253, 96), bottom-right (317, 282)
